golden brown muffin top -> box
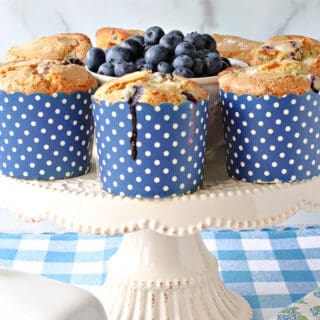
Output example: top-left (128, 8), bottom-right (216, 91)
top-left (3, 33), bottom-right (92, 63)
top-left (96, 27), bottom-right (144, 49)
top-left (213, 33), bottom-right (262, 65)
top-left (249, 34), bottom-right (320, 74)
top-left (218, 60), bottom-right (320, 97)
top-left (93, 71), bottom-right (208, 105)
top-left (0, 60), bottom-right (98, 95)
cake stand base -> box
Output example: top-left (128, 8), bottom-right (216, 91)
top-left (103, 230), bottom-right (252, 320)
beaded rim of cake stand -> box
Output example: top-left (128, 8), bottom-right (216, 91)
top-left (0, 166), bottom-right (319, 235)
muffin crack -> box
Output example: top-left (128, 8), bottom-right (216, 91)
top-left (182, 91), bottom-right (197, 103)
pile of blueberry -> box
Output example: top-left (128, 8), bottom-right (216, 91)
top-left (86, 26), bottom-right (231, 78)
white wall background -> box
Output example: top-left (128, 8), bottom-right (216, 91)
top-left (0, 0), bottom-right (320, 60)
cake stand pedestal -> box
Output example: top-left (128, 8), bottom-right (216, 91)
top-left (0, 147), bottom-right (320, 320)
top-left (104, 229), bottom-right (250, 319)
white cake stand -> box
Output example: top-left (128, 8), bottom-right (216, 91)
top-left (1, 146), bottom-right (320, 320)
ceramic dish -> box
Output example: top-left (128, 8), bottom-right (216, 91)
top-left (86, 58), bottom-right (247, 85)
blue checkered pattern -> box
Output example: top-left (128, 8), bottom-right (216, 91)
top-left (0, 227), bottom-right (319, 320)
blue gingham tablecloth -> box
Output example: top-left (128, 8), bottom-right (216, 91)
top-left (0, 227), bottom-right (319, 320)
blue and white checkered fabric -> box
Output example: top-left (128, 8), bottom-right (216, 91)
top-left (0, 227), bottom-right (319, 320)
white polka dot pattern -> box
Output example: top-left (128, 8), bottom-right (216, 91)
top-left (220, 90), bottom-right (320, 182)
top-left (92, 99), bottom-right (209, 198)
top-left (0, 90), bottom-right (94, 180)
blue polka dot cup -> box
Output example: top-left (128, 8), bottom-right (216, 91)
top-left (220, 90), bottom-right (320, 183)
top-left (92, 99), bottom-right (209, 198)
top-left (0, 90), bottom-right (95, 180)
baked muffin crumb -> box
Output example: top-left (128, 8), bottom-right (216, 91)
top-left (0, 60), bottom-right (97, 95)
top-left (249, 34), bottom-right (320, 74)
top-left (219, 60), bottom-right (320, 97)
top-left (3, 33), bottom-right (92, 63)
top-left (94, 71), bottom-right (208, 105)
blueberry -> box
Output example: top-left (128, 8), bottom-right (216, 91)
top-left (174, 42), bottom-right (197, 58)
top-left (144, 45), bottom-right (171, 66)
top-left (159, 34), bottom-right (183, 52)
top-left (140, 63), bottom-right (155, 71)
top-left (106, 46), bottom-right (132, 64)
top-left (311, 75), bottom-right (320, 93)
top-left (261, 45), bottom-right (274, 50)
top-left (167, 30), bottom-right (184, 40)
top-left (196, 49), bottom-right (211, 59)
top-left (192, 57), bottom-right (204, 76)
top-left (173, 55), bottom-right (194, 69)
top-left (130, 34), bottom-right (145, 46)
top-left (144, 45), bottom-right (152, 54)
top-left (120, 38), bottom-right (144, 59)
top-left (221, 57), bottom-right (231, 67)
top-left (194, 37), bottom-right (209, 50)
top-left (144, 26), bottom-right (165, 45)
top-left (184, 31), bottom-right (199, 43)
top-left (203, 52), bottom-right (222, 76)
top-left (221, 57), bottom-right (232, 71)
top-left (182, 92), bottom-right (197, 103)
top-left (62, 57), bottom-right (84, 66)
top-left (135, 57), bottom-right (146, 69)
top-left (97, 62), bottom-right (115, 76)
top-left (157, 61), bottom-right (173, 73)
top-left (202, 34), bottom-right (217, 51)
top-left (114, 61), bottom-right (137, 77)
top-left (85, 47), bottom-right (106, 72)
top-left (184, 32), bottom-right (207, 50)
top-left (173, 67), bottom-right (194, 78)
top-left (104, 48), bottom-right (111, 59)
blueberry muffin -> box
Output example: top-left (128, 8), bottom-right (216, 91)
top-left (218, 60), bottom-right (320, 183)
top-left (96, 27), bottom-right (144, 49)
top-left (92, 71), bottom-right (209, 198)
top-left (0, 59), bottom-right (97, 94)
top-left (94, 70), bottom-right (208, 104)
top-left (0, 60), bottom-right (97, 180)
top-left (3, 33), bottom-right (92, 64)
top-left (213, 33), bottom-right (262, 65)
top-left (219, 60), bottom-right (319, 97)
top-left (250, 35), bottom-right (320, 74)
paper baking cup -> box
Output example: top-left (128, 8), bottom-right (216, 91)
top-left (92, 99), bottom-right (209, 198)
top-left (0, 89), bottom-right (94, 180)
top-left (220, 90), bottom-right (320, 183)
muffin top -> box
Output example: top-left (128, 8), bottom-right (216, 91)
top-left (3, 33), bottom-right (92, 63)
top-left (0, 60), bottom-right (98, 95)
top-left (93, 71), bottom-right (208, 105)
top-left (213, 33), bottom-right (262, 65)
top-left (96, 27), bottom-right (144, 49)
top-left (218, 60), bottom-right (320, 97)
top-left (249, 34), bottom-right (320, 74)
